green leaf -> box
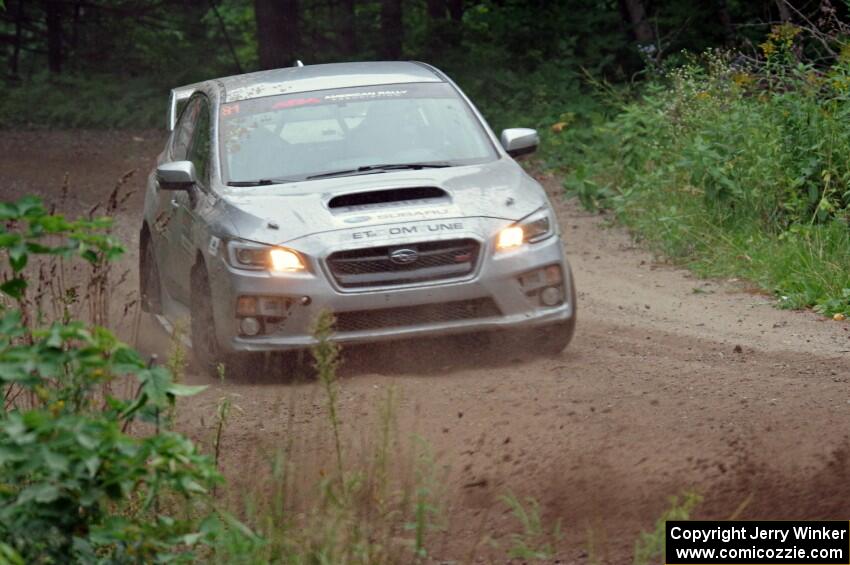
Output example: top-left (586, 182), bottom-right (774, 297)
top-left (168, 383), bottom-right (207, 397)
top-left (80, 249), bottom-right (98, 264)
top-left (0, 541), bottom-right (25, 565)
top-left (137, 366), bottom-right (173, 407)
top-left (0, 310), bottom-right (24, 337)
top-left (8, 244), bottom-right (27, 272)
top-left (42, 449), bottom-right (70, 473)
top-left (83, 455), bottom-right (101, 478)
top-left (0, 233), bottom-right (21, 248)
top-left (0, 278), bottom-right (26, 299)
top-left (179, 532), bottom-right (205, 546)
top-left (44, 325), bottom-right (63, 349)
top-left (74, 431), bottom-right (98, 451)
top-left (18, 483), bottom-right (60, 504)
top-left (15, 196), bottom-right (44, 218)
top-left (0, 202), bottom-right (19, 221)
top-left (0, 446), bottom-right (26, 466)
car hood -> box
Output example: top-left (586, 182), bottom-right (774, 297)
top-left (217, 159), bottom-right (547, 245)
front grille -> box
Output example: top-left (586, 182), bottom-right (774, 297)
top-left (326, 238), bottom-right (480, 289)
top-left (335, 298), bottom-right (501, 333)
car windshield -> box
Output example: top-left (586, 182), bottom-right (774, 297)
top-left (219, 82), bottom-right (497, 184)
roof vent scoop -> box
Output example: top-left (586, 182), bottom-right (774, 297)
top-left (329, 187), bottom-right (449, 209)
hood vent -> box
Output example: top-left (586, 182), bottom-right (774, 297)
top-left (328, 186), bottom-right (448, 209)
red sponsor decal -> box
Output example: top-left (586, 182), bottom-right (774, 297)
top-left (272, 97), bottom-right (321, 109)
top-left (221, 103), bottom-right (240, 117)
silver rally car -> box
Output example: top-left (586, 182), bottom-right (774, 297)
top-left (140, 61), bottom-right (577, 375)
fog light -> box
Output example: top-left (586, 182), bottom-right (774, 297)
top-left (540, 286), bottom-right (562, 307)
top-left (544, 265), bottom-right (563, 284)
top-left (236, 296), bottom-right (258, 316)
top-left (239, 316), bottom-right (262, 336)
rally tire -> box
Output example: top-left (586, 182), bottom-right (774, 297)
top-left (140, 233), bottom-right (162, 315)
top-left (190, 267), bottom-right (228, 378)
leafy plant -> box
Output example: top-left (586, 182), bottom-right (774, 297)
top-left (561, 42), bottom-right (850, 318)
top-left (500, 492), bottom-right (562, 561)
top-left (0, 196), bottom-right (232, 562)
top-left (633, 491), bottom-right (702, 565)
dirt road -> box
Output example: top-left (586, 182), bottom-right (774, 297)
top-left (3, 130), bottom-right (850, 562)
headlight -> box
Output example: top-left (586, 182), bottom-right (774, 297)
top-left (269, 248), bottom-right (304, 272)
top-left (227, 241), bottom-right (306, 272)
top-left (496, 207), bottom-right (555, 251)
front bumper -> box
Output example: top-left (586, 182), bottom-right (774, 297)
top-left (207, 225), bottom-right (575, 353)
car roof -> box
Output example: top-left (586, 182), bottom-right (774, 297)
top-left (180, 61), bottom-right (446, 104)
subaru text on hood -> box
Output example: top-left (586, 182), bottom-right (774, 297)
top-left (140, 61), bottom-right (577, 376)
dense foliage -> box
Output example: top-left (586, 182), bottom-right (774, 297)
top-left (0, 198), bottom-right (232, 562)
top-left (3, 1), bottom-right (838, 129)
top-left (563, 31), bottom-right (850, 316)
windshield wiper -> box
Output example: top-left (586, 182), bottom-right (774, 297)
top-left (306, 162), bottom-right (453, 180)
top-left (227, 178), bottom-right (296, 187)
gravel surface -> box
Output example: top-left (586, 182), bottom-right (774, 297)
top-left (2, 130), bottom-right (849, 563)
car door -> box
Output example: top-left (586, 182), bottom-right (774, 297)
top-left (155, 96), bottom-right (200, 303)
top-left (164, 94), bottom-right (214, 306)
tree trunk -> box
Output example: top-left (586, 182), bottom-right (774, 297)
top-left (71, 0), bottom-right (81, 50)
top-left (45, 0), bottom-right (62, 73)
top-left (622, 0), bottom-right (654, 44)
top-left (775, 0), bottom-right (793, 22)
top-left (210, 0), bottom-right (243, 73)
top-left (447, 0), bottom-right (463, 22)
top-left (380, 0), bottom-right (403, 59)
top-left (426, 0), bottom-right (445, 58)
top-left (427, 0), bottom-right (445, 20)
top-left (10, 0), bottom-right (24, 77)
top-left (716, 0), bottom-right (734, 40)
top-left (254, 0), bottom-right (299, 70)
top-left (340, 0), bottom-right (357, 55)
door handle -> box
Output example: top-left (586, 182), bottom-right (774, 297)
top-left (170, 198), bottom-right (180, 209)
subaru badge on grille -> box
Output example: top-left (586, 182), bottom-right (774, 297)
top-left (389, 248), bottom-right (419, 265)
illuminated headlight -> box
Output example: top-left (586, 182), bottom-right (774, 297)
top-left (497, 226), bottom-right (524, 249)
top-left (269, 248), bottom-right (304, 272)
top-left (496, 207), bottom-right (555, 251)
top-left (227, 241), bottom-right (306, 272)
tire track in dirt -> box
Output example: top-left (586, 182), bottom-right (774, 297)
top-left (2, 131), bottom-right (849, 563)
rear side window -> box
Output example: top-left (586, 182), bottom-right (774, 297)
top-left (170, 98), bottom-right (201, 161)
top-left (187, 98), bottom-right (212, 186)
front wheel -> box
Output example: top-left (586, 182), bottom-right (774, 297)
top-left (140, 233), bottom-right (162, 314)
top-left (189, 267), bottom-right (294, 381)
top-left (190, 267), bottom-right (237, 379)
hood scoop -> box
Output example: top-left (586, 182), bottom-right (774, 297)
top-left (328, 186), bottom-right (449, 210)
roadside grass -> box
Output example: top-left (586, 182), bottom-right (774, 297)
top-left (633, 491), bottom-right (702, 565)
top-left (500, 493), bottom-right (563, 561)
top-left (558, 46), bottom-right (850, 318)
top-left (201, 311), bottom-right (448, 563)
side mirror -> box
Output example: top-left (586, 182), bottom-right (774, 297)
top-left (156, 161), bottom-right (197, 190)
top-left (500, 128), bottom-right (539, 158)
